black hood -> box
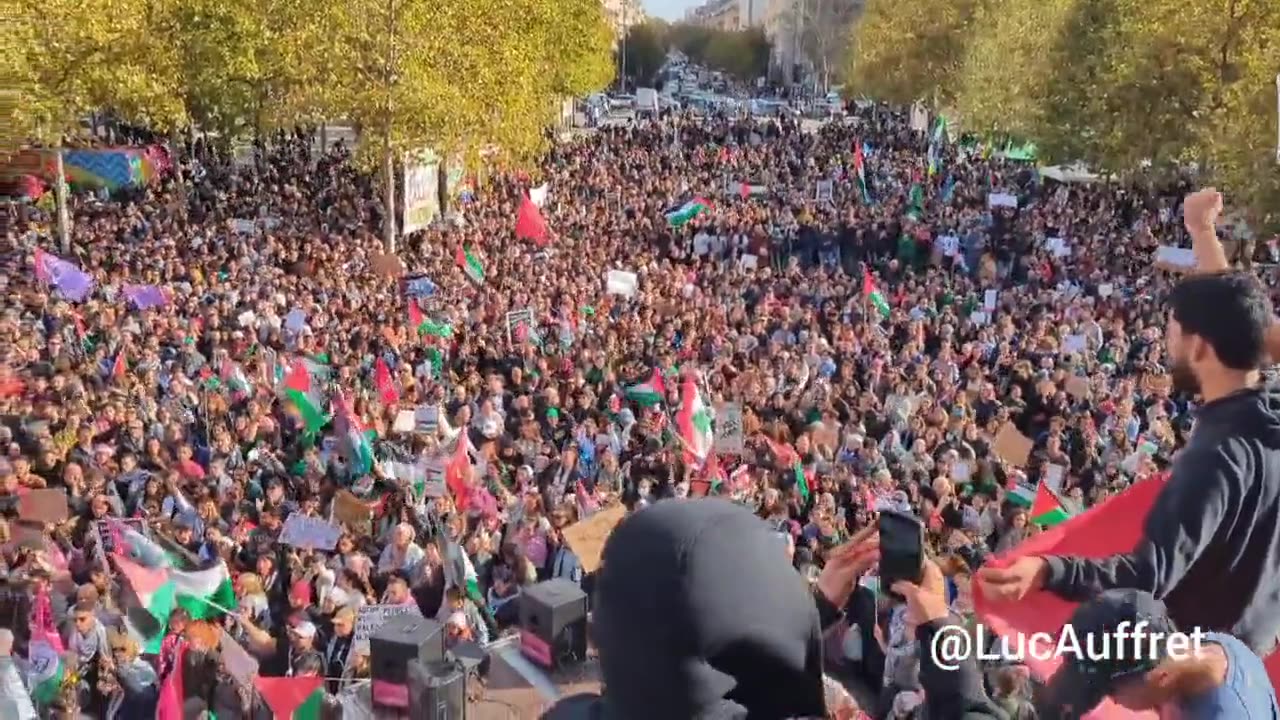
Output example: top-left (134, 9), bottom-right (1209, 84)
top-left (588, 499), bottom-right (826, 720)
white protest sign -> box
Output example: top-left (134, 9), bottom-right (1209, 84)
top-left (713, 402), bottom-right (744, 453)
top-left (392, 410), bottom-right (415, 433)
top-left (740, 253), bottom-right (759, 270)
top-left (1062, 334), bottom-right (1088, 354)
top-left (352, 603), bottom-right (423, 652)
top-left (815, 180), bottom-right (834, 203)
top-left (983, 289), bottom-right (999, 311)
top-left (987, 192), bottom-right (1018, 208)
top-left (530, 183), bottom-right (549, 208)
top-left (1044, 464), bottom-right (1066, 493)
top-left (413, 405), bottom-right (438, 434)
top-left (279, 513), bottom-right (342, 551)
top-left (1097, 283), bottom-right (1114, 298)
top-left (1154, 245), bottom-right (1196, 272)
top-left (605, 270), bottom-right (638, 297)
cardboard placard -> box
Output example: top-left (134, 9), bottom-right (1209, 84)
top-left (332, 490), bottom-right (374, 533)
top-left (560, 504), bottom-right (627, 574)
top-left (605, 270), bottom-right (638, 298)
top-left (19, 488), bottom-right (69, 523)
top-left (11, 519), bottom-right (46, 549)
top-left (992, 423), bottom-right (1034, 467)
top-left (1143, 374), bottom-right (1172, 394)
top-left (279, 513), bottom-right (342, 551)
top-left (1065, 375), bottom-right (1091, 399)
top-left (371, 253), bottom-right (406, 278)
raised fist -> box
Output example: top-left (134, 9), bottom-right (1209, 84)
top-left (1183, 188), bottom-right (1223, 232)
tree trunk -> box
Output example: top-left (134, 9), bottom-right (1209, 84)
top-left (320, 122), bottom-right (328, 153)
top-left (54, 146), bottom-right (71, 255)
top-left (383, 138), bottom-right (397, 253)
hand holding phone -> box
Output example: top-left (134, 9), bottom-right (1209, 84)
top-left (878, 510), bottom-right (924, 601)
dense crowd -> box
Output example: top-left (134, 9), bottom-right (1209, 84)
top-left (0, 105), bottom-right (1275, 719)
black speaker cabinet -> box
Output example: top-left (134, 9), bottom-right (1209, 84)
top-left (407, 660), bottom-right (466, 720)
top-left (518, 578), bottom-right (588, 668)
top-left (370, 614), bottom-right (445, 708)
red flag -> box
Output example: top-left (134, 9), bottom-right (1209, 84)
top-left (111, 350), bottom-right (127, 380)
top-left (444, 434), bottom-right (472, 511)
top-left (156, 643), bottom-right (186, 720)
top-left (739, 182), bottom-right (750, 200)
top-left (975, 476), bottom-right (1280, 718)
top-left (282, 359), bottom-right (310, 393)
top-left (515, 195), bottom-right (548, 246)
top-left (374, 358), bottom-right (399, 405)
top-left (254, 675), bottom-right (324, 718)
top-left (408, 301), bottom-right (424, 332)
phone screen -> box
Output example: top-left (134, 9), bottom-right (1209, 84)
top-left (878, 510), bottom-right (924, 595)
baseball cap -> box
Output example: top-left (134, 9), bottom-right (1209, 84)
top-left (1043, 588), bottom-right (1178, 715)
top-left (290, 620), bottom-right (317, 639)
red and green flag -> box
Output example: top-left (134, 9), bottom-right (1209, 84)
top-left (862, 269), bottom-right (891, 321)
top-left (254, 676), bottom-right (325, 720)
top-left (455, 246), bottom-right (484, 284)
top-left (1030, 483), bottom-right (1071, 527)
top-left (853, 141), bottom-right (870, 203)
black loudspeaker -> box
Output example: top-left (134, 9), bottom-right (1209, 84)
top-left (407, 660), bottom-right (466, 719)
top-left (370, 614), bottom-right (445, 709)
top-left (518, 578), bottom-right (588, 669)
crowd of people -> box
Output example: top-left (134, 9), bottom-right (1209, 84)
top-left (1, 102), bottom-right (1278, 719)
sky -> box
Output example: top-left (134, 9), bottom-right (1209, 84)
top-left (643, 0), bottom-right (700, 21)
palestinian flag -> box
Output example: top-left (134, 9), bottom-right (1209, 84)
top-left (107, 517), bottom-right (171, 568)
top-left (419, 319), bottom-right (454, 339)
top-left (285, 389), bottom-right (329, 435)
top-left (374, 358), bottom-right (399, 405)
top-left (445, 432), bottom-right (473, 511)
top-left (28, 640), bottom-right (65, 706)
top-left (906, 182), bottom-right (925, 221)
top-left (793, 461), bottom-right (811, 502)
top-left (115, 555), bottom-right (178, 654)
top-left (624, 369), bottom-right (666, 407)
top-left (1030, 483), bottom-right (1071, 527)
top-left (676, 376), bottom-right (714, 462)
top-left (334, 390), bottom-right (374, 475)
top-left (665, 198), bottom-right (711, 227)
top-left (220, 358), bottom-right (253, 396)
top-left (156, 644), bottom-right (185, 720)
top-left (255, 676), bottom-right (325, 720)
top-left (862, 269), bottom-right (891, 321)
top-left (853, 142), bottom-right (870, 204)
top-left (456, 246), bottom-right (484, 284)
top-left (172, 562), bottom-right (238, 620)
top-left (1008, 483), bottom-right (1037, 508)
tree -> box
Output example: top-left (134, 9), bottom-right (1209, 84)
top-left (621, 21), bottom-right (669, 87)
top-left (788, 0), bottom-right (862, 92)
top-left (844, 0), bottom-right (980, 106)
top-left (319, 0), bottom-right (615, 250)
top-left (702, 29), bottom-right (770, 82)
top-left (9, 0), bottom-right (187, 251)
top-left (166, 0), bottom-right (331, 146)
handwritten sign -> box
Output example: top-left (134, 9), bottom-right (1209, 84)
top-left (279, 513), bottom-right (342, 551)
top-left (992, 423), bottom-right (1034, 467)
top-left (352, 603), bottom-right (423, 652)
top-left (713, 402), bottom-right (744, 453)
top-left (561, 504), bottom-right (627, 574)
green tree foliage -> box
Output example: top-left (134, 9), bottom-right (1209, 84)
top-left (668, 25), bottom-right (772, 83)
top-left (8, 0), bottom-right (188, 145)
top-left (844, 0), bottom-right (979, 106)
top-left (849, 0), bottom-right (1280, 225)
top-left (167, 0), bottom-right (329, 143)
top-left (621, 21), bottom-right (669, 87)
top-left (703, 28), bottom-right (771, 82)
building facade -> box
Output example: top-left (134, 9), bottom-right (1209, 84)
top-left (602, 0), bottom-right (646, 39)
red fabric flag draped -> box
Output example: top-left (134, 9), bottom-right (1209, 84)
top-left (408, 301), bottom-right (424, 332)
top-left (254, 675), bottom-right (324, 718)
top-left (974, 476), bottom-right (1280, 718)
top-left (374, 357), bottom-right (399, 406)
top-left (283, 359), bottom-right (310, 393)
top-left (515, 195), bottom-right (548, 246)
top-left (112, 350), bottom-right (127, 380)
top-left (444, 434), bottom-right (472, 511)
top-left (156, 644), bottom-right (187, 720)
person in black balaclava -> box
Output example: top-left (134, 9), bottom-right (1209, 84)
top-left (542, 499), bottom-right (876, 720)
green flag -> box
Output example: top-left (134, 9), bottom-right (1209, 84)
top-left (285, 389), bottom-right (328, 435)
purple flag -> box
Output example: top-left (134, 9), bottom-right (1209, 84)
top-left (33, 248), bottom-right (94, 302)
top-left (123, 284), bottom-right (168, 309)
